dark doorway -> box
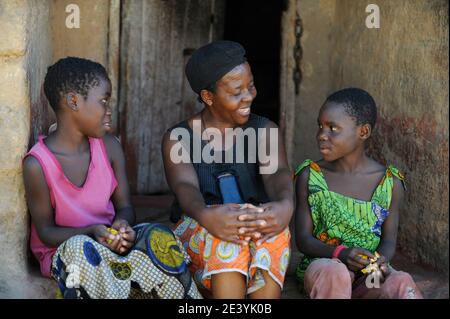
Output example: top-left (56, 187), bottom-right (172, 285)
top-left (223, 0), bottom-right (283, 124)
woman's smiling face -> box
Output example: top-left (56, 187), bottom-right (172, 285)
top-left (208, 62), bottom-right (257, 126)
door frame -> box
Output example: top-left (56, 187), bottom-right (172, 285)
top-left (107, 0), bottom-right (299, 168)
top-left (279, 0), bottom-right (298, 167)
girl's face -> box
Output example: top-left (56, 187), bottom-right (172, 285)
top-left (316, 102), bottom-right (365, 162)
top-left (75, 78), bottom-right (112, 138)
top-left (209, 62), bottom-right (257, 126)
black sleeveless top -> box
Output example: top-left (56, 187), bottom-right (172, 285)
top-left (167, 113), bottom-right (271, 222)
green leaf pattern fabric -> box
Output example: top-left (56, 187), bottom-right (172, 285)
top-left (294, 159), bottom-right (405, 283)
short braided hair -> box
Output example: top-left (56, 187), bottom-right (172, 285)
top-left (326, 88), bottom-right (377, 129)
top-left (43, 56), bottom-right (109, 112)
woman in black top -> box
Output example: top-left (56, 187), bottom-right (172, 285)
top-left (162, 41), bottom-right (293, 299)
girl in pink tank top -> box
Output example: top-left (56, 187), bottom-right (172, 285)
top-left (23, 57), bottom-right (200, 299)
top-left (27, 135), bottom-right (117, 277)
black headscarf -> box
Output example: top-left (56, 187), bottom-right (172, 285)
top-left (185, 40), bottom-right (247, 94)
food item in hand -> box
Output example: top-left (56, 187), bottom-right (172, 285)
top-left (361, 262), bottom-right (379, 274)
top-left (361, 251), bottom-right (381, 274)
top-left (106, 227), bottom-right (119, 245)
top-left (370, 251), bottom-right (381, 263)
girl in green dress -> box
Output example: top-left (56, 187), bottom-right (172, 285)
top-left (294, 88), bottom-right (423, 299)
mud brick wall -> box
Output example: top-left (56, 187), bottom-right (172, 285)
top-left (0, 0), bottom-right (55, 298)
top-left (294, 0), bottom-right (449, 273)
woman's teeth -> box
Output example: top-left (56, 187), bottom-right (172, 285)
top-left (238, 108), bottom-right (250, 116)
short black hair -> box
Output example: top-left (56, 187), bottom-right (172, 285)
top-left (326, 88), bottom-right (377, 129)
top-left (43, 56), bottom-right (109, 112)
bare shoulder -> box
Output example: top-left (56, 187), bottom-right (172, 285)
top-left (263, 119), bottom-right (279, 129)
top-left (316, 159), bottom-right (331, 171)
top-left (316, 159), bottom-right (326, 166)
top-left (260, 119), bottom-right (281, 147)
top-left (185, 113), bottom-right (201, 130)
top-left (295, 164), bottom-right (310, 189)
top-left (162, 128), bottom-right (184, 148)
top-left (102, 133), bottom-right (121, 148)
top-left (366, 157), bottom-right (406, 203)
top-left (23, 155), bottom-right (43, 175)
top-left (102, 133), bottom-right (123, 162)
top-left (367, 157), bottom-right (387, 173)
top-left (392, 175), bottom-right (405, 195)
top-left (23, 155), bottom-right (46, 186)
top-left (161, 130), bottom-right (175, 152)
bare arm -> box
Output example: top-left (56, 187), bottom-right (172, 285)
top-left (295, 168), bottom-right (335, 257)
top-left (23, 156), bottom-right (99, 247)
top-left (260, 120), bottom-right (294, 207)
top-left (103, 134), bottom-right (135, 226)
top-left (376, 177), bottom-right (404, 262)
top-left (162, 130), bottom-right (264, 244)
top-left (239, 120), bottom-right (294, 243)
top-left (161, 131), bottom-right (208, 222)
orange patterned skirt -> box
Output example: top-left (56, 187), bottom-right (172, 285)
top-left (174, 215), bottom-right (291, 294)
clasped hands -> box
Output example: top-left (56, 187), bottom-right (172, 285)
top-left (201, 200), bottom-right (293, 246)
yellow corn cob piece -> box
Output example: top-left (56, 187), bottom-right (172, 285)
top-left (361, 261), bottom-right (379, 274)
top-left (106, 227), bottom-right (119, 244)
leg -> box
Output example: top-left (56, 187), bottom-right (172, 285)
top-left (135, 223), bottom-right (203, 299)
top-left (304, 258), bottom-right (353, 299)
top-left (248, 270), bottom-right (281, 299)
top-left (175, 216), bottom-right (252, 298)
top-left (248, 228), bottom-right (291, 299)
top-left (52, 235), bottom-right (117, 299)
top-left (211, 272), bottom-right (247, 299)
top-left (379, 270), bottom-right (424, 299)
top-left (352, 269), bottom-right (424, 299)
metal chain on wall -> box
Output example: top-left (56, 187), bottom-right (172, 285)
top-left (293, 10), bottom-right (303, 95)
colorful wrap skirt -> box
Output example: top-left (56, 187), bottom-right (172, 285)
top-left (174, 216), bottom-right (291, 294)
top-left (51, 223), bottom-right (202, 299)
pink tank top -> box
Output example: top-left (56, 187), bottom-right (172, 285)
top-left (27, 136), bottom-right (118, 277)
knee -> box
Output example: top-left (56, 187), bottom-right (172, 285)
top-left (388, 271), bottom-right (415, 285)
top-left (304, 259), bottom-right (352, 298)
top-left (64, 235), bottom-right (92, 246)
top-left (307, 259), bottom-right (351, 282)
top-left (327, 261), bottom-right (351, 281)
top-left (62, 235), bottom-right (98, 258)
top-left (211, 272), bottom-right (247, 298)
top-left (321, 259), bottom-right (350, 276)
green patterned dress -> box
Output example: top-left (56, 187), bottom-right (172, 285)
top-left (294, 159), bottom-right (405, 283)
